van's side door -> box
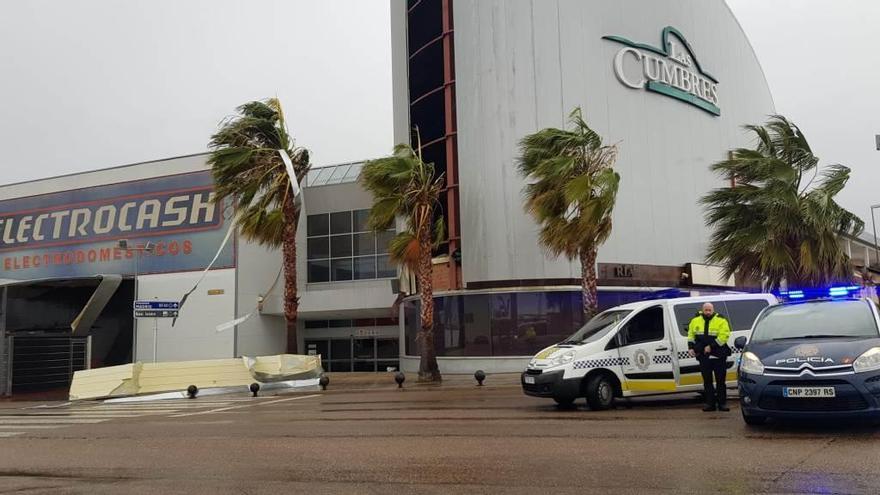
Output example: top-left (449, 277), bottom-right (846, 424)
top-left (671, 299), bottom-right (772, 388)
top-left (610, 305), bottom-right (675, 394)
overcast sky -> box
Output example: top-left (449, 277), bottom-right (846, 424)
top-left (1, 1), bottom-right (878, 223)
top-left (0, 0), bottom-right (394, 184)
top-left (727, 0), bottom-right (880, 224)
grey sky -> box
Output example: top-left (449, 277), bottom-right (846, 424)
top-left (726, 0), bottom-right (880, 224)
top-left (1, 0), bottom-right (878, 227)
top-left (0, 0), bottom-right (393, 184)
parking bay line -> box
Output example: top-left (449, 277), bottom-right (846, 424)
top-left (170, 394), bottom-right (320, 417)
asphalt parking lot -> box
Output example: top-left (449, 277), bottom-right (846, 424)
top-left (1, 376), bottom-right (879, 494)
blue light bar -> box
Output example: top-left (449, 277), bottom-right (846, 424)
top-left (788, 290), bottom-right (805, 299)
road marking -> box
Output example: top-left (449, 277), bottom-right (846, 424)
top-left (0, 418), bottom-right (108, 424)
top-left (94, 404), bottom-right (242, 412)
top-left (0, 425), bottom-right (64, 429)
top-left (28, 402), bottom-right (72, 409)
top-left (0, 432), bottom-right (25, 437)
top-left (170, 394), bottom-right (319, 417)
top-left (3, 413), bottom-right (142, 418)
top-left (86, 408), bottom-right (183, 412)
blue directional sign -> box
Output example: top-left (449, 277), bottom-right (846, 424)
top-left (134, 300), bottom-right (180, 318)
top-left (134, 300), bottom-right (180, 310)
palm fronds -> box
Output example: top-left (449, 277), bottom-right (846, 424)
top-left (701, 115), bottom-right (862, 290)
top-left (517, 107), bottom-right (620, 316)
top-left (208, 98), bottom-right (310, 248)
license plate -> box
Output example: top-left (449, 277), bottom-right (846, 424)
top-left (783, 387), bottom-right (835, 398)
top-left (524, 376), bottom-right (536, 384)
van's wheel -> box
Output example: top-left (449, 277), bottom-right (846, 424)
top-left (741, 410), bottom-right (766, 426)
top-left (585, 374), bottom-right (615, 410)
top-left (553, 396), bottom-right (576, 408)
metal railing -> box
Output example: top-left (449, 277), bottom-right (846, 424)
top-left (9, 335), bottom-right (91, 392)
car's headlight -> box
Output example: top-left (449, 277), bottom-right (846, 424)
top-left (740, 351), bottom-right (764, 375)
top-left (549, 350), bottom-right (576, 367)
top-left (853, 347), bottom-right (880, 373)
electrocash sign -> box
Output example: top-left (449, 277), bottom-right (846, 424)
top-left (603, 26), bottom-right (720, 116)
top-left (0, 171), bottom-right (235, 279)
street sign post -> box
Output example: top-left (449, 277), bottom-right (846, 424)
top-left (133, 300), bottom-right (180, 363)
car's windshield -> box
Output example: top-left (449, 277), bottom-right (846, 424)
top-left (751, 300), bottom-right (879, 342)
top-left (561, 310), bottom-right (631, 345)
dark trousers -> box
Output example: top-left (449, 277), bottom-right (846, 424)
top-left (699, 357), bottom-right (727, 406)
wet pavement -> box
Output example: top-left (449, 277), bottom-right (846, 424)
top-left (1, 375), bottom-right (879, 494)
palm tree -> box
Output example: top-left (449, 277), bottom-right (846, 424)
top-left (208, 98), bottom-right (310, 353)
top-left (517, 107), bottom-right (621, 319)
top-left (361, 140), bottom-right (445, 382)
top-left (701, 115), bottom-right (863, 290)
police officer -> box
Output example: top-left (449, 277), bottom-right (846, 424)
top-left (687, 302), bottom-right (732, 412)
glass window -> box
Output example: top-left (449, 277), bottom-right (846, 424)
top-left (353, 233), bottom-right (376, 256)
top-left (330, 339), bottom-right (351, 359)
top-left (328, 361), bottom-right (351, 372)
top-left (331, 258), bottom-right (353, 281)
top-left (307, 237), bottom-right (329, 260)
top-left (309, 167), bottom-right (334, 187)
top-left (353, 339), bottom-right (375, 360)
top-left (724, 299), bottom-right (770, 332)
top-left (620, 306), bottom-right (664, 345)
top-left (330, 234), bottom-right (352, 258)
top-left (353, 361), bottom-right (376, 372)
top-left (344, 163), bottom-right (363, 181)
top-left (330, 211), bottom-right (352, 234)
top-left (304, 320), bottom-right (328, 329)
top-left (751, 300), bottom-right (879, 342)
top-left (377, 255), bottom-right (397, 278)
top-left (306, 210), bottom-right (396, 284)
top-left (304, 339), bottom-right (329, 358)
top-left (674, 303), bottom-right (704, 336)
top-left (326, 164), bottom-right (351, 184)
top-left (377, 230), bottom-right (395, 254)
top-left (377, 361), bottom-right (399, 372)
top-left (307, 260), bottom-right (330, 283)
top-left (377, 339), bottom-right (398, 359)
top-left (354, 256), bottom-right (376, 280)
top-left (307, 214), bottom-right (329, 236)
top-left (490, 294), bottom-right (516, 355)
top-left (328, 320), bottom-right (352, 328)
top-left (353, 209), bottom-right (371, 232)
top-left (564, 310), bottom-right (631, 344)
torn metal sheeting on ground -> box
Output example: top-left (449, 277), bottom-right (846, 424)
top-left (70, 354), bottom-right (322, 401)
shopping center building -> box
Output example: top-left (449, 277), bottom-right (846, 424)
top-left (2, 0), bottom-right (878, 395)
top-left (390, 0), bottom-right (880, 372)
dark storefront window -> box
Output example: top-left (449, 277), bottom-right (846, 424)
top-left (403, 290), bottom-right (690, 357)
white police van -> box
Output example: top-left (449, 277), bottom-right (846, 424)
top-left (521, 293), bottom-right (778, 409)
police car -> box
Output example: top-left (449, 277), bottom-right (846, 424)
top-left (737, 292), bottom-right (880, 425)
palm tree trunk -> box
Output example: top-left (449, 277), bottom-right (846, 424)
top-left (282, 194), bottom-right (299, 354)
top-left (417, 209), bottom-right (441, 382)
top-left (580, 247), bottom-right (599, 320)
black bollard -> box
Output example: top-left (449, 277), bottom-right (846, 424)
top-left (394, 372), bottom-right (406, 389)
top-left (474, 370), bottom-right (486, 386)
top-left (249, 382), bottom-right (260, 397)
top-left (186, 385), bottom-right (198, 399)
top-left (319, 375), bottom-right (329, 391)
